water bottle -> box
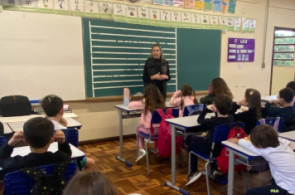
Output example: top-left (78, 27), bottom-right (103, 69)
top-left (123, 88), bottom-right (130, 106)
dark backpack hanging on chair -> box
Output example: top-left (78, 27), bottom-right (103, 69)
top-left (20, 162), bottom-right (69, 195)
top-left (0, 95), bottom-right (32, 116)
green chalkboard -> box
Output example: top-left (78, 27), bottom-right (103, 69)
top-left (177, 29), bottom-right (221, 91)
top-left (82, 18), bottom-right (220, 98)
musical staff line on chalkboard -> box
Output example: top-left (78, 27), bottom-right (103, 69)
top-left (92, 68), bottom-right (176, 72)
top-left (94, 80), bottom-right (142, 84)
top-left (93, 63), bottom-right (144, 66)
top-left (94, 82), bottom-right (177, 90)
top-left (91, 25), bottom-right (176, 34)
top-left (94, 74), bottom-right (143, 78)
top-left (92, 32), bottom-right (176, 40)
top-left (92, 51), bottom-right (176, 56)
top-left (92, 45), bottom-right (176, 51)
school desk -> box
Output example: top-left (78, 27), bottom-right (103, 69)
top-left (165, 113), bottom-right (215, 195)
top-left (3, 123), bottom-right (12, 135)
top-left (261, 95), bottom-right (278, 102)
top-left (114, 104), bottom-right (142, 167)
top-left (279, 130), bottom-right (295, 142)
top-left (7, 117), bottom-right (82, 132)
top-left (0, 112), bottom-right (77, 123)
top-left (11, 142), bottom-right (85, 160)
top-left (221, 141), bottom-right (260, 195)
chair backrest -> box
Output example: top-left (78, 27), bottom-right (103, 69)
top-left (212, 122), bottom-right (245, 143)
top-left (63, 128), bottom-right (79, 147)
top-left (183, 104), bottom-right (204, 117)
top-left (4, 162), bottom-right (77, 195)
top-left (151, 108), bottom-right (179, 125)
top-left (256, 117), bottom-right (284, 132)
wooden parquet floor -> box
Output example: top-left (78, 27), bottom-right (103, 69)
top-left (79, 137), bottom-right (270, 195)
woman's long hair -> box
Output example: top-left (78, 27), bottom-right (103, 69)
top-left (143, 84), bottom-right (165, 115)
top-left (150, 44), bottom-right (164, 59)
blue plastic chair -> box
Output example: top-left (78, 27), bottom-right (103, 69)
top-left (188, 122), bottom-right (244, 195)
top-left (4, 162), bottom-right (77, 195)
top-left (0, 136), bottom-right (7, 146)
top-left (62, 128), bottom-right (79, 147)
top-left (183, 104), bottom-right (204, 117)
top-left (139, 108), bottom-right (179, 175)
top-left (256, 117), bottom-right (284, 132)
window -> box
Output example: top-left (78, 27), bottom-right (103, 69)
top-left (272, 28), bottom-right (295, 67)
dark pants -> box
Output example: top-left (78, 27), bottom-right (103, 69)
top-left (246, 180), bottom-right (292, 195)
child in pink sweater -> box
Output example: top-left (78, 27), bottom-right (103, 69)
top-left (170, 84), bottom-right (198, 117)
top-left (128, 84), bottom-right (165, 162)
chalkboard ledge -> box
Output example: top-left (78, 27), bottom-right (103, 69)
top-left (85, 91), bottom-right (208, 102)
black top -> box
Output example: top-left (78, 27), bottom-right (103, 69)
top-left (200, 93), bottom-right (214, 105)
top-left (231, 102), bottom-right (258, 134)
top-left (142, 57), bottom-right (171, 98)
top-left (197, 107), bottom-right (234, 144)
top-left (0, 141), bottom-right (71, 179)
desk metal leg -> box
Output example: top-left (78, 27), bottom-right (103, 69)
top-left (165, 125), bottom-right (190, 195)
top-left (115, 110), bottom-right (132, 167)
top-left (227, 149), bottom-right (234, 195)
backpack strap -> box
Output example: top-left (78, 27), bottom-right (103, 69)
top-left (156, 109), bottom-right (166, 118)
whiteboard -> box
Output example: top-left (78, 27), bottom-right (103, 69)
top-left (0, 11), bottom-right (85, 101)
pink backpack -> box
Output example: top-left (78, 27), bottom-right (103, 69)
top-left (154, 108), bottom-right (183, 158)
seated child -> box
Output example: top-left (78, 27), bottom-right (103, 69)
top-left (186, 94), bottom-right (234, 185)
top-left (0, 117), bottom-right (71, 179)
top-left (63, 171), bottom-right (117, 195)
top-left (128, 84), bottom-right (165, 162)
top-left (229, 125), bottom-right (295, 195)
top-left (41, 95), bottom-right (95, 171)
top-left (262, 88), bottom-right (295, 131)
top-left (170, 84), bottom-right (198, 117)
top-left (232, 88), bottom-right (262, 134)
top-left (286, 81), bottom-right (295, 106)
top-left (200, 77), bottom-right (233, 105)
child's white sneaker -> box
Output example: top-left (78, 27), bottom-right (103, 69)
top-left (136, 148), bottom-right (146, 162)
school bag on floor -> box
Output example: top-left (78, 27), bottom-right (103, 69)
top-left (154, 108), bottom-right (183, 158)
top-left (216, 126), bottom-right (247, 173)
top-left (0, 95), bottom-right (32, 116)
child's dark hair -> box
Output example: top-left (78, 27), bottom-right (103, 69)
top-left (180, 84), bottom-right (198, 110)
top-left (63, 171), bottom-right (117, 195)
top-left (143, 84), bottom-right (165, 115)
top-left (213, 94), bottom-right (232, 115)
top-left (250, 125), bottom-right (279, 148)
top-left (286, 81), bottom-right (295, 93)
top-left (41, 95), bottom-right (63, 117)
top-left (245, 88), bottom-right (262, 120)
top-left (212, 77), bottom-right (233, 99)
top-left (279, 88), bottom-right (294, 103)
top-left (24, 117), bottom-right (54, 148)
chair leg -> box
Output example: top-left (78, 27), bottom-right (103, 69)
top-left (145, 139), bottom-right (150, 175)
top-left (205, 162), bottom-right (211, 195)
top-left (188, 151), bottom-right (192, 176)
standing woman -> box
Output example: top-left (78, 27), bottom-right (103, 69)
top-left (143, 44), bottom-right (171, 99)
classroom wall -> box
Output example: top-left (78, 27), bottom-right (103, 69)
top-left (2, 0), bottom-right (295, 141)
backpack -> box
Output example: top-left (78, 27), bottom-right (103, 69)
top-left (20, 162), bottom-right (70, 195)
top-left (154, 108), bottom-right (183, 158)
top-left (0, 95), bottom-right (32, 117)
top-left (216, 126), bottom-right (248, 173)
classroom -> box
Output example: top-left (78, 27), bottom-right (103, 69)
top-left (0, 0), bottom-right (295, 194)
